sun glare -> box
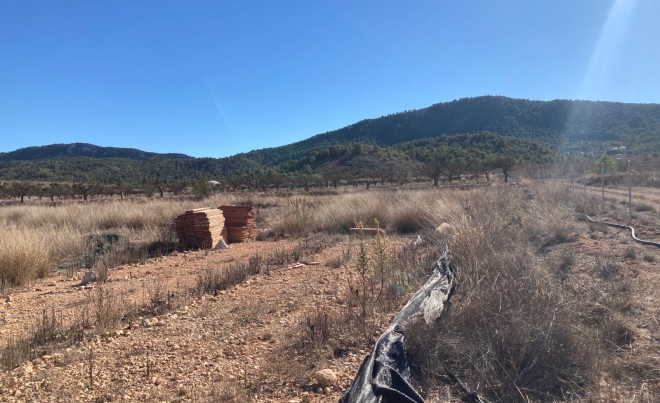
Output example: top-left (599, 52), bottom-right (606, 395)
top-left (577, 0), bottom-right (638, 100)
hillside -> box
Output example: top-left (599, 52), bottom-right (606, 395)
top-left (244, 96), bottom-right (660, 165)
top-left (1, 96), bottom-right (659, 185)
top-left (0, 155), bottom-right (259, 184)
top-left (0, 143), bottom-right (190, 162)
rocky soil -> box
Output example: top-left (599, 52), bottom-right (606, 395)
top-left (0, 236), bottom-right (402, 402)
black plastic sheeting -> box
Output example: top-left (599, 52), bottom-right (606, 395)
top-left (339, 252), bottom-right (456, 403)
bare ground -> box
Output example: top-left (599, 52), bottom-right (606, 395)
top-left (0, 236), bottom-right (402, 402)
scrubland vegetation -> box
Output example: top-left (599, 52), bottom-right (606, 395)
top-left (0, 181), bottom-right (657, 402)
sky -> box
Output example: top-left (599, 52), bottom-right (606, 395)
top-left (1, 0), bottom-right (659, 157)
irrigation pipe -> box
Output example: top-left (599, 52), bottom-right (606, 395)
top-left (581, 215), bottom-right (660, 249)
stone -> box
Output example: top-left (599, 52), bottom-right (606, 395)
top-left (312, 369), bottom-right (337, 387)
top-left (81, 271), bottom-right (97, 285)
top-left (259, 333), bottom-right (272, 341)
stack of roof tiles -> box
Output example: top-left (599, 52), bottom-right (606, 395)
top-left (219, 205), bottom-right (257, 243)
top-left (174, 207), bottom-right (227, 249)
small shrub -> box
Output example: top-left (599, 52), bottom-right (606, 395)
top-left (556, 248), bottom-right (576, 280)
top-left (328, 246), bottom-right (352, 269)
top-left (208, 382), bottom-right (249, 402)
top-left (624, 246), bottom-right (636, 260)
top-left (407, 252), bottom-right (596, 402)
top-left (634, 203), bottom-right (655, 212)
top-left (301, 306), bottom-right (336, 350)
top-left (404, 186), bottom-right (600, 401)
top-left (602, 317), bottom-right (634, 350)
top-left (1, 335), bottom-right (31, 370)
top-left (596, 257), bottom-right (621, 280)
top-left (246, 253), bottom-right (265, 275)
top-left (194, 261), bottom-right (258, 297)
top-left (92, 287), bottom-right (121, 333)
top-left (95, 265), bottom-right (109, 283)
top-left (390, 209), bottom-right (432, 234)
top-left (589, 222), bottom-right (609, 234)
top-left (643, 254), bottom-right (655, 263)
top-left (1, 307), bottom-right (86, 370)
top-left (0, 230), bottom-right (53, 289)
top-left (542, 220), bottom-right (574, 249)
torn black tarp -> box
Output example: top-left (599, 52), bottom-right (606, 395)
top-left (339, 252), bottom-right (456, 403)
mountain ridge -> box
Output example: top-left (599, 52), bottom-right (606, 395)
top-left (1, 96), bottom-right (659, 184)
top-left (242, 95), bottom-right (660, 166)
top-left (0, 142), bottom-right (191, 162)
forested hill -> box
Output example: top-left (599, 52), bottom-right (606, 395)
top-left (244, 96), bottom-right (660, 165)
top-left (1, 96), bottom-right (659, 185)
top-left (0, 143), bottom-right (190, 161)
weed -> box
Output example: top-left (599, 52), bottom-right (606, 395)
top-left (91, 287), bottom-right (121, 333)
top-left (301, 306), bottom-right (336, 350)
top-left (95, 264), bottom-right (109, 283)
top-left (556, 247), bottom-right (576, 280)
top-left (596, 256), bottom-right (621, 280)
top-left (208, 382), bottom-right (249, 402)
top-left (194, 260), bottom-right (259, 297)
top-left (1, 335), bottom-right (31, 370)
top-left (602, 317), bottom-right (634, 350)
top-left (624, 246), bottom-right (636, 260)
top-left (634, 203), bottom-right (655, 212)
top-left (0, 308), bottom-right (86, 370)
top-left (589, 222), bottom-right (609, 234)
top-left (147, 280), bottom-right (172, 315)
top-left (0, 229), bottom-right (52, 289)
top-left (404, 184), bottom-right (599, 401)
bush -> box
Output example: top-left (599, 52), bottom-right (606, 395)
top-left (0, 229), bottom-right (53, 289)
top-left (404, 185), bottom-right (598, 401)
top-left (624, 246), bottom-right (636, 260)
top-left (634, 203), bottom-right (655, 212)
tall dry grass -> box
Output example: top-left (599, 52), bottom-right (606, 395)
top-left (0, 198), bottom-right (202, 289)
top-left (266, 190), bottom-right (439, 235)
top-left (0, 229), bottom-right (53, 288)
top-left (0, 191), bottom-right (337, 289)
top-left (403, 183), bottom-right (603, 401)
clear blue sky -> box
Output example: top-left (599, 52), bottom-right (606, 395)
top-left (1, 0), bottom-right (659, 157)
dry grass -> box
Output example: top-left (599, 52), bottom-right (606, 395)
top-left (0, 189), bottom-right (456, 290)
top-left (0, 192), bottom-right (338, 290)
top-left (0, 197), bottom-right (226, 289)
top-left (403, 184), bottom-right (603, 402)
top-left (1, 307), bottom-right (87, 370)
top-left (266, 191), bottom-right (437, 236)
top-left (1, 183), bottom-right (652, 401)
top-left (0, 228), bottom-right (53, 288)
